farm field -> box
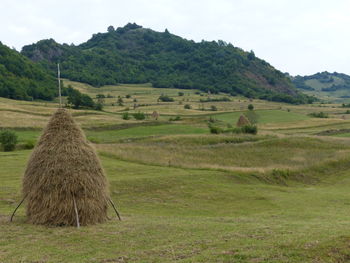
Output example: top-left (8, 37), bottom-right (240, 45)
top-left (2, 82), bottom-right (350, 262)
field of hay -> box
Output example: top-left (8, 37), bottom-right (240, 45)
top-left (2, 82), bottom-right (350, 262)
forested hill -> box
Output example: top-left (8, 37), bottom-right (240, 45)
top-left (21, 23), bottom-right (312, 104)
top-left (292, 71), bottom-right (350, 101)
top-left (0, 42), bottom-right (56, 100)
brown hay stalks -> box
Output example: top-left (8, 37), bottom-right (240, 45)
top-left (236, 115), bottom-right (251, 127)
top-left (22, 108), bottom-right (110, 226)
top-left (151, 111), bottom-right (159, 120)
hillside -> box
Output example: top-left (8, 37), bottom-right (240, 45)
top-left (2, 84), bottom-right (350, 262)
top-left (292, 71), bottom-right (350, 102)
top-left (0, 42), bottom-right (56, 101)
top-left (21, 23), bottom-right (312, 104)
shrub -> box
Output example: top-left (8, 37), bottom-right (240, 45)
top-left (210, 105), bottom-right (217, 111)
top-left (208, 116), bottom-right (217, 123)
top-left (133, 112), bottom-right (146, 120)
top-left (94, 103), bottom-right (103, 111)
top-left (122, 112), bottom-right (130, 120)
top-left (208, 125), bottom-right (223, 134)
top-left (23, 140), bottom-right (35, 150)
top-left (126, 94), bottom-right (131, 98)
top-left (159, 95), bottom-right (174, 102)
top-left (241, 125), bottom-right (258, 134)
top-left (117, 97), bottom-right (124, 106)
top-left (178, 92), bottom-right (184, 96)
top-left (200, 97), bottom-right (230, 102)
top-left (248, 104), bottom-right (254, 110)
top-left (184, 104), bottom-right (191, 109)
top-left (169, 116), bottom-right (181, 121)
top-left (0, 130), bottom-right (18, 151)
top-left (308, 112), bottom-right (329, 118)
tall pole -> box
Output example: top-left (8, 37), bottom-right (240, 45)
top-left (58, 63), bottom-right (62, 108)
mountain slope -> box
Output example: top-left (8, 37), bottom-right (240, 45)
top-left (0, 42), bottom-right (56, 101)
top-left (292, 71), bottom-right (350, 102)
top-left (22, 23), bottom-right (312, 104)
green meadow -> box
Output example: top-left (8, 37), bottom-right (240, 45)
top-left (2, 82), bottom-right (350, 262)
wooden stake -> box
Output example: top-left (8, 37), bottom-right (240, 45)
top-left (58, 63), bottom-right (62, 108)
top-left (10, 194), bottom-right (27, 222)
top-left (109, 198), bottom-right (121, 221)
top-left (73, 196), bottom-right (80, 228)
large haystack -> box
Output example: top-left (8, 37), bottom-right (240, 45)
top-left (236, 114), bottom-right (251, 127)
top-left (22, 108), bottom-right (109, 226)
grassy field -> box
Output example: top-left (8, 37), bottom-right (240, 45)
top-left (2, 82), bottom-right (350, 262)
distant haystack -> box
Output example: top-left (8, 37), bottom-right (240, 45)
top-left (236, 114), bottom-right (251, 127)
top-left (152, 111), bottom-right (159, 120)
top-left (22, 108), bottom-right (110, 226)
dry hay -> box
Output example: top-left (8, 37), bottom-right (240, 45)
top-left (236, 115), bottom-right (251, 127)
top-left (151, 111), bottom-right (159, 120)
top-left (22, 108), bottom-right (109, 226)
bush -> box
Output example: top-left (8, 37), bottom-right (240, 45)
top-left (208, 125), bottom-right (223, 134)
top-left (133, 112), bottom-right (146, 120)
top-left (184, 104), bottom-right (191, 109)
top-left (241, 125), bottom-right (258, 134)
top-left (94, 103), bottom-right (103, 111)
top-left (200, 97), bottom-right (230, 102)
top-left (308, 112), bottom-right (329, 118)
top-left (122, 112), bottom-right (130, 120)
top-left (169, 116), bottom-right (181, 121)
top-left (178, 92), bottom-right (184, 96)
top-left (208, 116), bottom-right (217, 123)
top-left (117, 97), bottom-right (124, 106)
top-left (0, 130), bottom-right (18, 151)
top-left (23, 140), bottom-right (35, 149)
top-left (210, 105), bottom-right (217, 111)
top-left (126, 94), bottom-right (131, 98)
top-left (158, 95), bottom-right (174, 102)
top-left (248, 104), bottom-right (254, 110)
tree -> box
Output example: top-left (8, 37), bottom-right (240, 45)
top-left (248, 50), bottom-right (255, 60)
top-left (0, 130), bottom-right (18, 151)
top-left (248, 104), bottom-right (254, 110)
top-left (107, 26), bottom-right (115, 33)
top-left (122, 112), bottom-right (130, 120)
top-left (67, 87), bottom-right (94, 109)
top-left (117, 96), bottom-right (124, 106)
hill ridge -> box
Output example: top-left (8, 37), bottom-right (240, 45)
top-left (21, 23), bottom-right (312, 104)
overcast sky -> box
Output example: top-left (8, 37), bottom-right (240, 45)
top-left (1, 0), bottom-right (349, 76)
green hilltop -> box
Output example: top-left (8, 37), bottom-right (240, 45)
top-left (0, 42), bottom-right (56, 100)
top-left (21, 23), bottom-right (312, 104)
top-left (292, 71), bottom-right (350, 102)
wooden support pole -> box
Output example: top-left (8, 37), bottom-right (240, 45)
top-left (73, 196), bottom-right (80, 228)
top-left (10, 194), bottom-right (27, 222)
top-left (108, 198), bottom-right (121, 221)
